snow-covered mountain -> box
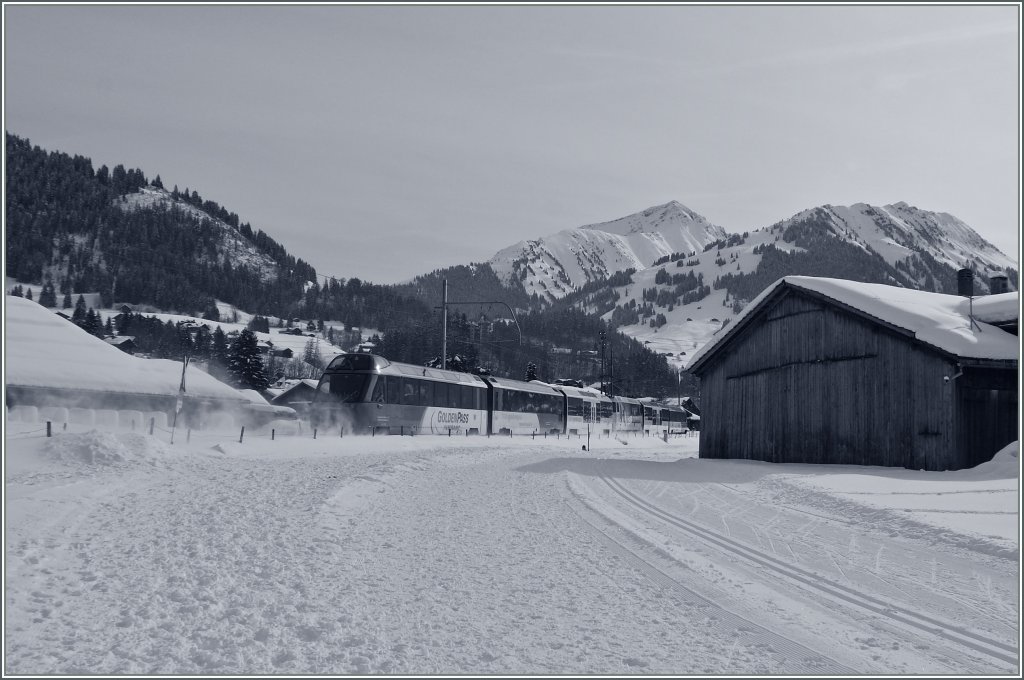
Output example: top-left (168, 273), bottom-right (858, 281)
top-left (794, 202), bottom-right (1016, 278)
top-left (489, 201), bottom-right (727, 301)
top-left (116, 186), bottom-right (282, 281)
top-left (489, 200), bottom-right (1017, 371)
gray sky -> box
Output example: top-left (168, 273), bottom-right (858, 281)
top-left (4, 4), bottom-right (1019, 284)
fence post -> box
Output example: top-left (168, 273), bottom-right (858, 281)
top-left (272, 429), bottom-right (275, 441)
top-left (149, 417), bottom-right (154, 435)
top-left (340, 427), bottom-right (344, 438)
top-left (401, 426), bottom-right (404, 436)
top-left (46, 421), bottom-right (52, 438)
top-left (63, 422), bottom-right (68, 431)
top-left (372, 427), bottom-right (375, 437)
top-left (239, 426), bottom-right (245, 444)
top-left (449, 428), bottom-right (451, 437)
top-left (187, 429), bottom-right (191, 443)
top-left (313, 428), bottom-right (318, 439)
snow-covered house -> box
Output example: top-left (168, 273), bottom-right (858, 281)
top-left (103, 335), bottom-right (137, 355)
top-left (5, 296), bottom-right (250, 426)
top-left (269, 378), bottom-right (319, 417)
top-left (687, 277), bottom-right (1018, 471)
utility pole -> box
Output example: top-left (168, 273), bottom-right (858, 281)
top-left (599, 330), bottom-right (607, 395)
top-left (441, 279), bottom-right (448, 370)
top-left (438, 282), bottom-right (523, 372)
top-left (609, 345), bottom-right (614, 397)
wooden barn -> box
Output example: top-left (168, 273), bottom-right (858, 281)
top-left (269, 379), bottom-right (319, 417)
top-left (687, 276), bottom-right (1018, 471)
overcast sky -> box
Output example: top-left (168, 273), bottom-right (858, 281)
top-left (4, 4), bottom-right (1019, 284)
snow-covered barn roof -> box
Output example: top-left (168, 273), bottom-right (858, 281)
top-left (688, 277), bottom-right (1019, 373)
top-left (5, 296), bottom-right (248, 402)
top-left (272, 379), bottom-right (319, 400)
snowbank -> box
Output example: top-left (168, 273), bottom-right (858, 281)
top-left (5, 296), bottom-right (248, 403)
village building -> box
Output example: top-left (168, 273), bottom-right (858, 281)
top-left (687, 276), bottom-right (1018, 471)
top-left (269, 378), bottom-right (320, 417)
top-left (103, 335), bottom-right (137, 355)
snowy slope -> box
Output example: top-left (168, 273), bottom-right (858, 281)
top-left (4, 426), bottom-right (1017, 674)
top-left (793, 202), bottom-right (1016, 277)
top-left (116, 186), bottom-right (281, 281)
top-left (5, 296), bottom-right (247, 402)
top-left (490, 201), bottom-right (726, 301)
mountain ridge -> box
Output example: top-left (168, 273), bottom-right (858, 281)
top-left (487, 198), bottom-right (1017, 370)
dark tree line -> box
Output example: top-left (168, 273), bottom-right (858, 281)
top-left (5, 132), bottom-right (685, 396)
top-left (5, 132), bottom-right (315, 316)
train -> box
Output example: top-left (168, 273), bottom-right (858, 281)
top-left (309, 354), bottom-right (696, 437)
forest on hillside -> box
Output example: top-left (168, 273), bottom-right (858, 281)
top-left (5, 133), bottom-right (684, 396)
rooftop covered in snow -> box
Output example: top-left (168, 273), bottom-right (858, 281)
top-left (5, 296), bottom-right (249, 402)
top-left (687, 277), bottom-right (1019, 373)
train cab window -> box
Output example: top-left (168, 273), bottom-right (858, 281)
top-left (328, 374), bottom-right (369, 403)
top-left (327, 354), bottom-right (376, 371)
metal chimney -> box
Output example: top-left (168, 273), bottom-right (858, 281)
top-left (989, 274), bottom-right (1009, 295)
top-left (957, 268), bottom-right (974, 297)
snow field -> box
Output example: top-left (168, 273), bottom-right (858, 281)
top-left (4, 422), bottom-right (1018, 674)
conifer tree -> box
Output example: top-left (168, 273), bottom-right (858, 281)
top-left (302, 337), bottom-right (322, 369)
top-left (38, 280), bottom-right (57, 307)
top-left (209, 326), bottom-right (229, 379)
top-left (228, 329), bottom-right (269, 391)
top-left (72, 294), bottom-right (87, 323)
top-left (62, 291), bottom-right (72, 309)
top-left (525, 362), bottom-right (538, 382)
top-left (25, 288), bottom-right (33, 301)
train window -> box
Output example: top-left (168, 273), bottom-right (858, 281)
top-left (567, 397), bottom-right (582, 417)
top-left (400, 378), bottom-right (417, 406)
top-left (383, 376), bottom-right (397, 404)
top-left (419, 380), bottom-right (432, 406)
top-left (327, 354), bottom-right (375, 371)
top-left (494, 389), bottom-right (504, 412)
top-left (370, 376), bottom-right (385, 403)
top-left (329, 374), bottom-right (369, 403)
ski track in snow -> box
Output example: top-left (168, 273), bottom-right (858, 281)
top-left (4, 431), bottom-right (1019, 674)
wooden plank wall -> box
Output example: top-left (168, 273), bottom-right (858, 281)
top-left (699, 290), bottom-right (963, 470)
top-left (956, 368), bottom-right (1019, 468)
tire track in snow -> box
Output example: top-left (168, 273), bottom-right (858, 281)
top-left (599, 474), bottom-right (1019, 671)
top-left (562, 481), bottom-right (856, 675)
top-left (699, 478), bottom-right (1021, 636)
